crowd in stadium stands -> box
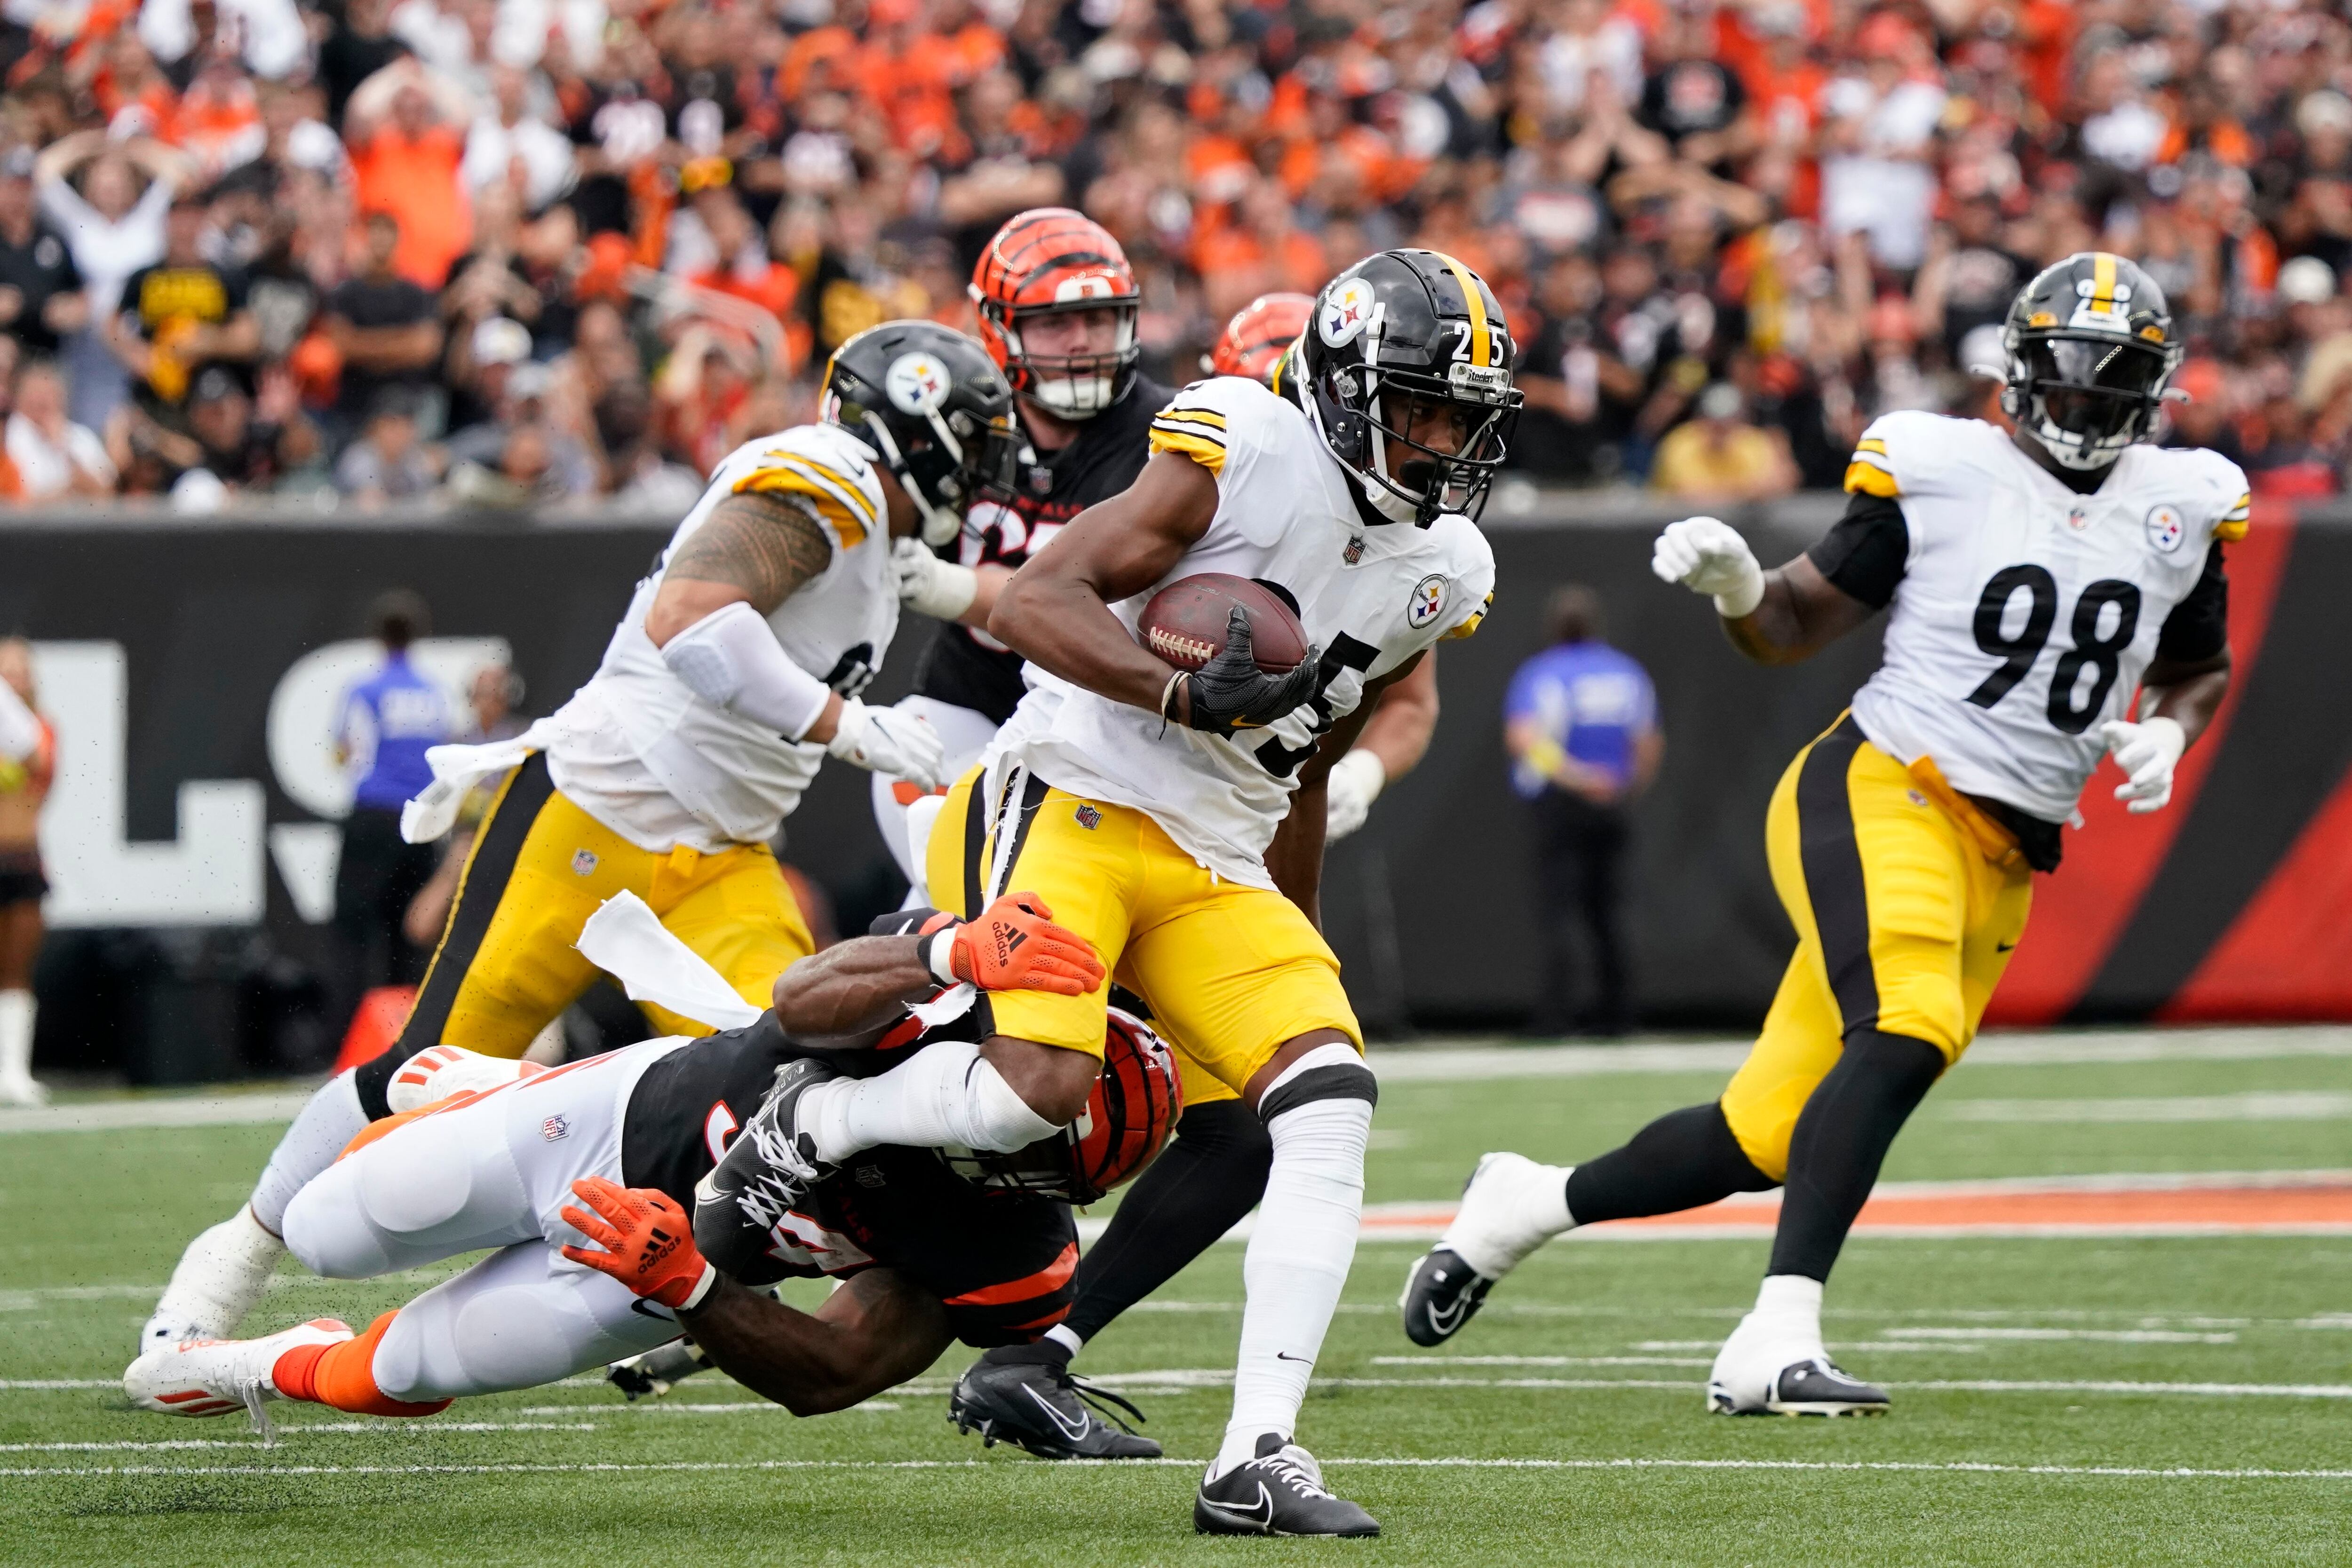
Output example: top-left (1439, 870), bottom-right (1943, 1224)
top-left (1, 0), bottom-right (2350, 510)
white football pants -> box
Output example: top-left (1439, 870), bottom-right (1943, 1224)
top-left (279, 1038), bottom-right (689, 1402)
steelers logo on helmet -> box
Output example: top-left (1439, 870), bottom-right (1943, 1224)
top-left (2001, 252), bottom-right (2182, 473)
top-left (1297, 251), bottom-right (1525, 528)
top-left (1318, 277), bottom-right (1377, 348)
top-left (886, 352), bottom-right (952, 416)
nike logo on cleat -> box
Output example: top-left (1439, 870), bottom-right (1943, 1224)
top-left (1022, 1385), bottom-right (1092, 1443)
top-left (1200, 1485), bottom-right (1276, 1531)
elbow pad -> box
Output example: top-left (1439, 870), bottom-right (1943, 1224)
top-left (660, 600), bottom-right (834, 741)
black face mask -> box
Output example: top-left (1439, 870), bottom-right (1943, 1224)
top-left (2024, 337), bottom-right (2167, 442)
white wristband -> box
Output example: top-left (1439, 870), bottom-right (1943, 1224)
top-left (679, 1260), bottom-right (718, 1312)
top-left (925, 926), bottom-right (960, 984)
top-left (660, 600), bottom-right (835, 740)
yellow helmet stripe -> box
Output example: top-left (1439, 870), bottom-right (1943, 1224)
top-left (1434, 252), bottom-right (1492, 368)
top-left (2092, 252), bottom-right (2118, 309)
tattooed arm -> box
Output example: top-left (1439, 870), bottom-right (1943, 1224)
top-left (645, 491), bottom-right (837, 646)
top-left (643, 489), bottom-right (858, 742)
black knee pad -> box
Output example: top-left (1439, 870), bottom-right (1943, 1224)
top-left (1256, 1061), bottom-right (1378, 1124)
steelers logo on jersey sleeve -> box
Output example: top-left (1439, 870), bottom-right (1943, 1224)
top-left (2145, 503), bottom-right (2185, 553)
top-left (1406, 574), bottom-right (1448, 629)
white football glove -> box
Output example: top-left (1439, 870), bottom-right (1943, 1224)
top-left (2100, 716), bottom-right (2185, 814)
top-left (826, 698), bottom-right (946, 791)
top-left (891, 536), bottom-right (980, 622)
top-left (1652, 516), bottom-right (1766, 617)
top-left (1324, 748), bottom-right (1386, 842)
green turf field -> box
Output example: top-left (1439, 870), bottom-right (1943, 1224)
top-left (4, 1030), bottom-right (2350, 1566)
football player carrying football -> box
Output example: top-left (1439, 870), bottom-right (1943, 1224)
top-left (940, 286), bottom-right (1446, 1469)
top-left (730, 250), bottom-right (1514, 1536)
top-left (1403, 253), bottom-right (2243, 1417)
top-left (141, 321), bottom-right (1017, 1360)
top-left (123, 894), bottom-right (1179, 1431)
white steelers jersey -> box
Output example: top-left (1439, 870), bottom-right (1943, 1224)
top-left (1843, 410), bottom-right (2249, 823)
top-left (1001, 375), bottom-right (1495, 887)
top-left (546, 423), bottom-right (899, 851)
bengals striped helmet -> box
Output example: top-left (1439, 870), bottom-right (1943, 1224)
top-left (1205, 292), bottom-right (1314, 388)
top-left (938, 1006), bottom-right (1182, 1204)
top-left (969, 208), bottom-right (1141, 420)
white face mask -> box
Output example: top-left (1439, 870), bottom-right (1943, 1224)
top-left (1025, 373), bottom-right (1117, 420)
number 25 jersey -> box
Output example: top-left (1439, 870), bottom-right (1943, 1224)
top-left (1826, 410), bottom-right (2248, 824)
top-left (1000, 375), bottom-right (1496, 888)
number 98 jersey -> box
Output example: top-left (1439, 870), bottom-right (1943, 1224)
top-left (1822, 410), bottom-right (2248, 825)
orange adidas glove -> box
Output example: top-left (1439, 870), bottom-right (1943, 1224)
top-left (559, 1176), bottom-right (718, 1311)
top-left (936, 892), bottom-right (1107, 997)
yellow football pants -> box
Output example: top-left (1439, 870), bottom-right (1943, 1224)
top-left (1719, 716), bottom-right (2033, 1180)
top-left (925, 764), bottom-right (1358, 1101)
top-left (396, 755), bottom-right (815, 1059)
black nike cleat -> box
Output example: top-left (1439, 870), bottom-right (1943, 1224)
top-left (691, 1059), bottom-right (840, 1285)
top-left (1398, 1247), bottom-right (1494, 1347)
top-left (948, 1343), bottom-right (1160, 1459)
top-left (1709, 1357), bottom-right (1891, 1417)
top-left (1195, 1435), bottom-right (1379, 1538)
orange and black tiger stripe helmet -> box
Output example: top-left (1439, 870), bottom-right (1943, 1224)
top-left (969, 207), bottom-right (1142, 420)
top-left (1205, 292), bottom-right (1314, 388)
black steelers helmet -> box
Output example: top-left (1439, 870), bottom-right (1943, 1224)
top-left (1299, 249), bottom-right (1523, 527)
top-left (2001, 253), bottom-right (2182, 472)
top-left (823, 320), bottom-right (1020, 546)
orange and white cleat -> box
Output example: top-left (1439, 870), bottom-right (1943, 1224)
top-left (387, 1045), bottom-right (544, 1115)
top-left (124, 1317), bottom-right (353, 1439)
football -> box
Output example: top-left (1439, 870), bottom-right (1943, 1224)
top-left (1136, 573), bottom-right (1310, 674)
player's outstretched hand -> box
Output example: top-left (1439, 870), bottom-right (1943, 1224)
top-left (560, 1176), bottom-right (719, 1311)
top-left (949, 892), bottom-right (1108, 996)
top-left (1324, 748), bottom-right (1384, 841)
top-left (826, 697), bottom-right (946, 791)
top-left (1652, 516), bottom-right (1765, 617)
top-left (1176, 607), bottom-right (1324, 736)
top-left (2101, 716), bottom-right (2185, 814)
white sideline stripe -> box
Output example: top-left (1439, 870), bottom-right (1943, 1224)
top-left (0, 1090), bottom-right (317, 1135)
top-left (1885, 1328), bottom-right (2237, 1344)
top-left (1365, 1026), bottom-right (2352, 1083)
top-left (1939, 1093), bottom-right (2352, 1123)
top-left (5, 1456), bottom-right (2351, 1481)
top-left (0, 1425), bottom-right (599, 1450)
top-left (1369, 1356), bottom-right (1715, 1368)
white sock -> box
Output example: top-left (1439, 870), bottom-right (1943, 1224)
top-left (1043, 1323), bottom-right (1084, 1358)
top-left (803, 1041), bottom-right (1063, 1164)
top-left (0, 989), bottom-right (33, 1084)
top-left (1217, 1045), bottom-right (1372, 1475)
top-left (1748, 1273), bottom-right (1825, 1349)
top-left (247, 1072), bottom-right (369, 1235)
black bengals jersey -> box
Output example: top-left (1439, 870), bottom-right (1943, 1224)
top-left (619, 1000), bottom-right (1078, 1347)
top-left (910, 375), bottom-right (1174, 723)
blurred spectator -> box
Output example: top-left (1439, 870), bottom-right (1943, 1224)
top-left (346, 58), bottom-right (474, 287)
top-left (334, 390), bottom-right (437, 503)
top-left (0, 637), bottom-right (54, 1105)
top-left (108, 189), bottom-right (259, 422)
top-left (8, 360), bottom-right (116, 500)
top-left (461, 660), bottom-right (525, 744)
top-left (331, 591), bottom-right (450, 1035)
top-left (34, 132), bottom-right (194, 429)
top-left (325, 211), bottom-right (446, 440)
top-left (1650, 382), bottom-right (1798, 503)
top-left (1504, 585), bottom-right (1660, 1037)
top-left (0, 147), bottom-right (89, 358)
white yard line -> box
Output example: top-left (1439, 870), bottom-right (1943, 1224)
top-left (1937, 1093), bottom-right (2352, 1123)
top-left (0, 1091), bottom-right (317, 1135)
top-left (4, 1455), bottom-right (2350, 1481)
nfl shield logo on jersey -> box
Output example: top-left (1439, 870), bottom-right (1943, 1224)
top-left (2065, 504), bottom-right (2092, 533)
top-left (541, 1115), bottom-right (569, 1142)
top-left (571, 848), bottom-right (598, 877)
top-left (1074, 803), bottom-right (1102, 830)
top-left (2145, 503), bottom-right (2186, 553)
top-left (1407, 574), bottom-right (1447, 629)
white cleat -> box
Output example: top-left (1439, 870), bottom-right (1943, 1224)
top-left (141, 1208), bottom-right (287, 1354)
top-left (0, 1072), bottom-right (48, 1107)
top-left (387, 1045), bottom-right (542, 1114)
top-left (1706, 1315), bottom-right (1890, 1417)
top-left (1437, 1151), bottom-right (1573, 1280)
top-left (124, 1317), bottom-right (352, 1439)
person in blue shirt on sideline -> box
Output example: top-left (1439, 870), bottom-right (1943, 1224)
top-left (331, 591), bottom-right (452, 1033)
top-left (1503, 585), bottom-right (1662, 1037)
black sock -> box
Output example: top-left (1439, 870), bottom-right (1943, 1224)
top-left (1059, 1099), bottom-right (1273, 1345)
top-left (1561, 1101), bottom-right (1776, 1226)
top-left (1767, 1029), bottom-right (1945, 1283)
top-left (350, 1041), bottom-right (422, 1122)
top-left (982, 1337), bottom-right (1072, 1368)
